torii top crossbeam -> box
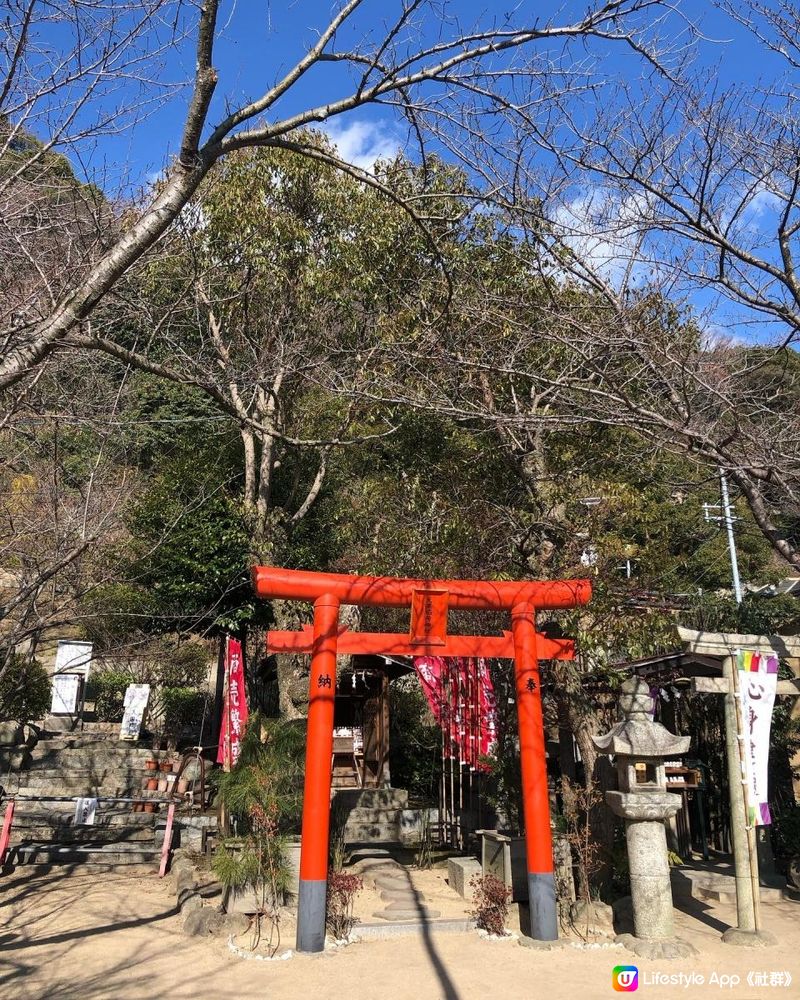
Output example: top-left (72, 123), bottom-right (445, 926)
top-left (252, 565), bottom-right (591, 610)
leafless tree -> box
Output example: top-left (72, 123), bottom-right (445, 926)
top-left (0, 354), bottom-right (140, 680)
top-left (335, 3), bottom-right (800, 574)
top-left (1, 0), bottom-right (681, 395)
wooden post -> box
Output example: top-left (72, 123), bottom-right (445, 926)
top-left (728, 659), bottom-right (763, 932)
top-left (691, 659), bottom-right (800, 938)
top-left (720, 656), bottom-right (757, 932)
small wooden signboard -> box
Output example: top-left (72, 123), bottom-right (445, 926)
top-left (119, 684), bottom-right (150, 741)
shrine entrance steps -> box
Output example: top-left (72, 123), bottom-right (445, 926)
top-left (332, 787), bottom-right (414, 845)
top-left (3, 722), bottom-right (170, 870)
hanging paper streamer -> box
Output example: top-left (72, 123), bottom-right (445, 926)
top-left (413, 655), bottom-right (497, 770)
top-left (737, 649), bottom-right (779, 826)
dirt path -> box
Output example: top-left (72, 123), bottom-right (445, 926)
top-left (1, 867), bottom-right (798, 1000)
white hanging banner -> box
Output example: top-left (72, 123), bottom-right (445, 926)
top-left (119, 684), bottom-right (150, 741)
top-left (737, 650), bottom-right (779, 826)
top-left (74, 797), bottom-right (98, 825)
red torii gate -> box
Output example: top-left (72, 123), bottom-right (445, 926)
top-left (252, 566), bottom-right (591, 952)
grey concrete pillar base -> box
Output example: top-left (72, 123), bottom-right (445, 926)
top-left (721, 927), bottom-right (778, 948)
top-left (296, 879), bottom-right (327, 953)
top-left (615, 933), bottom-right (698, 960)
top-left (527, 872), bottom-right (558, 941)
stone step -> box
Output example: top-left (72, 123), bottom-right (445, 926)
top-left (333, 788), bottom-right (408, 809)
top-left (31, 736), bottom-right (158, 760)
top-left (11, 801), bottom-right (155, 818)
top-left (375, 875), bottom-right (414, 891)
top-left (11, 809), bottom-right (156, 828)
top-left (40, 718), bottom-right (127, 735)
top-left (696, 881), bottom-right (785, 904)
top-left (344, 824), bottom-right (401, 843)
top-left (29, 749), bottom-right (164, 766)
top-left (381, 889), bottom-right (427, 903)
top-left (342, 807), bottom-right (406, 823)
top-left (13, 765), bottom-right (158, 779)
top-left (11, 841), bottom-right (161, 865)
top-left (11, 824), bottom-right (157, 843)
top-left (12, 778), bottom-right (153, 796)
top-left (372, 906), bottom-right (441, 921)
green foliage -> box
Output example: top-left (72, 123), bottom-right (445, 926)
top-left (479, 661), bottom-right (523, 832)
top-left (159, 687), bottom-right (210, 742)
top-left (213, 713), bottom-right (305, 949)
top-left (388, 680), bottom-right (442, 805)
top-left (773, 805), bottom-right (800, 862)
top-left (329, 795), bottom-right (349, 873)
top-left (213, 713), bottom-right (306, 835)
top-left (680, 592), bottom-right (800, 635)
top-left (86, 670), bottom-right (133, 722)
top-left (0, 655), bottom-right (50, 723)
top-left (114, 443), bottom-right (260, 636)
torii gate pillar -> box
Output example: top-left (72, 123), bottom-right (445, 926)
top-left (512, 602), bottom-right (558, 938)
top-left (252, 566), bottom-right (591, 952)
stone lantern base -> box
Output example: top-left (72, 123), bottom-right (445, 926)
top-left (615, 932), bottom-right (698, 961)
top-left (721, 928), bottom-right (778, 948)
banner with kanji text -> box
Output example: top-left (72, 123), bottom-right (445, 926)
top-left (217, 636), bottom-right (248, 769)
top-left (737, 649), bottom-right (778, 826)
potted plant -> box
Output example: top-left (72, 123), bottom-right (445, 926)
top-left (212, 713), bottom-right (305, 955)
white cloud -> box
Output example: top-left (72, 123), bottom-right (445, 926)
top-left (549, 186), bottom-right (656, 287)
top-left (320, 119), bottom-right (400, 173)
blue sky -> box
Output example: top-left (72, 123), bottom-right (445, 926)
top-left (70, 2), bottom-right (782, 189)
top-left (23, 2), bottom-right (794, 343)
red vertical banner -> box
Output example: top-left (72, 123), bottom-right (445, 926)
top-left (217, 636), bottom-right (249, 768)
top-left (414, 655), bottom-right (447, 726)
top-left (413, 654), bottom-right (497, 768)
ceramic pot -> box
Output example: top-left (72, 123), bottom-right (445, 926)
top-left (145, 778), bottom-right (158, 791)
top-left (143, 802), bottom-right (155, 814)
top-left (145, 759), bottom-right (157, 771)
top-left (172, 760), bottom-right (182, 773)
top-left (159, 760), bottom-right (172, 773)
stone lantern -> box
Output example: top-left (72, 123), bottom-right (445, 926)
top-left (593, 677), bottom-right (697, 960)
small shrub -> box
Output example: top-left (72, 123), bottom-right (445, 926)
top-left (416, 810), bottom-right (433, 870)
top-left (0, 654), bottom-right (50, 723)
top-left (326, 870), bottom-right (362, 940)
top-left (469, 873), bottom-right (510, 937)
top-left (329, 795), bottom-right (349, 873)
top-left (157, 642), bottom-right (209, 689)
top-left (86, 670), bottom-right (133, 721)
top-left (160, 687), bottom-right (210, 745)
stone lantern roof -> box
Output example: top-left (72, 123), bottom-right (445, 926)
top-left (592, 677), bottom-right (690, 758)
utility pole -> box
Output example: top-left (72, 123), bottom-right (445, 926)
top-left (702, 470), bottom-right (743, 605)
